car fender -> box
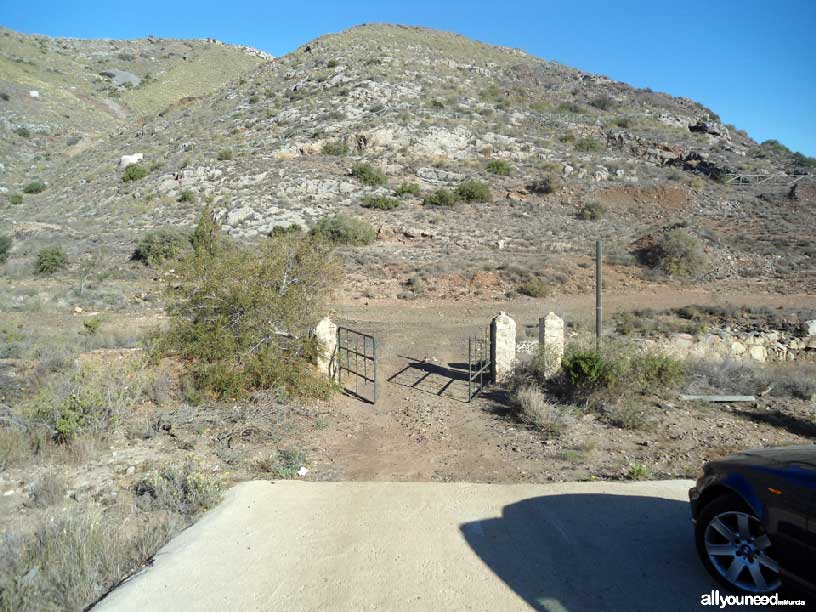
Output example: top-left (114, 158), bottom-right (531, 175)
top-left (718, 471), bottom-right (765, 520)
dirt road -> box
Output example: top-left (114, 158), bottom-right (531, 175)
top-left (97, 479), bottom-right (714, 612)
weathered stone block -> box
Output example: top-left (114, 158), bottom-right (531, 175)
top-left (490, 312), bottom-right (516, 384)
top-left (314, 317), bottom-right (337, 378)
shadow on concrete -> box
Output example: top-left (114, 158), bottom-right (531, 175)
top-left (461, 493), bottom-right (716, 612)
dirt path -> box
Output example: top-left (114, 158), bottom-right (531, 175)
top-left (304, 288), bottom-right (816, 483)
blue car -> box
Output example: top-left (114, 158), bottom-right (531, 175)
top-left (689, 445), bottom-right (816, 595)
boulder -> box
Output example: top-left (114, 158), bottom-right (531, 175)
top-left (118, 153), bottom-right (144, 168)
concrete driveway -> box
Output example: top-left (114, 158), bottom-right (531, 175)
top-left (97, 479), bottom-right (718, 611)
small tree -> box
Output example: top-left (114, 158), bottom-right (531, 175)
top-left (657, 230), bottom-right (709, 278)
top-left (133, 229), bottom-right (189, 267)
top-left (0, 234), bottom-right (12, 263)
top-left (486, 160), bottom-right (512, 176)
top-left (351, 163), bottom-right (386, 186)
top-left (122, 164), bottom-right (147, 182)
top-left (311, 214), bottom-right (375, 245)
top-left (158, 212), bottom-right (341, 400)
top-left (456, 180), bottom-right (491, 203)
top-left (23, 180), bottom-right (47, 194)
top-left (36, 246), bottom-right (67, 274)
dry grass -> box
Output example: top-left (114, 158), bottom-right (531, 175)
top-left (0, 508), bottom-right (176, 612)
top-left (29, 470), bottom-right (67, 508)
top-left (510, 386), bottom-right (574, 437)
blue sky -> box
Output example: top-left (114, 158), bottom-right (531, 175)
top-left (3, 0), bottom-right (815, 156)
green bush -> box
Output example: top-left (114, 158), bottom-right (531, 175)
top-left (456, 180), bottom-right (491, 202)
top-left (9, 193), bottom-right (23, 205)
top-left (518, 278), bottom-right (549, 297)
top-left (132, 229), bottom-right (189, 267)
top-left (177, 189), bottom-right (195, 203)
top-left (122, 164), bottom-right (147, 182)
top-left (23, 180), bottom-right (46, 194)
top-left (311, 213), bottom-right (376, 245)
top-left (577, 201), bottom-right (605, 220)
top-left (656, 229), bottom-right (709, 278)
top-left (82, 317), bottom-right (102, 336)
top-left (361, 195), bottom-right (399, 210)
top-left (486, 160), bottom-right (512, 175)
top-left (217, 148), bottom-right (234, 161)
top-left (14, 126), bottom-right (31, 138)
top-left (562, 348), bottom-right (684, 397)
top-left (351, 162), bottom-right (387, 186)
top-left (35, 246), bottom-right (67, 275)
top-left (157, 212), bottom-right (340, 400)
top-left (322, 141), bottom-right (349, 156)
top-left (0, 235), bottom-right (11, 264)
top-left (423, 188), bottom-right (459, 207)
top-left (575, 138), bottom-right (603, 152)
top-left (589, 95), bottom-right (614, 111)
top-left (394, 182), bottom-right (421, 197)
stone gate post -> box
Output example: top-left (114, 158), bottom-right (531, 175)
top-left (490, 311), bottom-right (516, 383)
top-left (539, 312), bottom-right (565, 377)
top-left (314, 317), bottom-right (337, 379)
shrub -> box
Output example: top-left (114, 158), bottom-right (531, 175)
top-left (311, 213), bottom-right (376, 245)
top-left (25, 361), bottom-right (153, 441)
top-left (656, 229), bottom-right (709, 278)
top-left (22, 180), bottom-right (46, 194)
top-left (0, 235), bottom-right (11, 263)
top-left (9, 193), bottom-right (23, 205)
top-left (528, 176), bottom-right (560, 194)
top-left (394, 182), bottom-right (421, 197)
top-left (0, 508), bottom-right (173, 612)
top-left (121, 164), bottom-right (147, 182)
top-left (518, 278), bottom-right (549, 298)
top-left (361, 195), bottom-right (399, 210)
top-left (14, 126), bottom-right (31, 138)
top-left (157, 212), bottom-right (340, 400)
top-left (486, 159), bottom-right (512, 175)
top-left (82, 317), bottom-right (102, 336)
top-left (589, 95), bottom-right (614, 111)
top-left (455, 180), bottom-right (491, 203)
top-left (423, 188), bottom-right (459, 207)
top-left (35, 246), bottom-right (67, 275)
top-left (510, 386), bottom-right (573, 437)
top-left (322, 141), bottom-right (349, 156)
top-left (612, 116), bottom-right (631, 128)
top-left (562, 348), bottom-right (684, 397)
top-left (351, 162), bottom-right (386, 186)
top-left (132, 229), bottom-right (189, 266)
top-left (0, 428), bottom-right (29, 470)
top-left (577, 201), bottom-right (605, 221)
top-left (557, 101), bottom-right (585, 114)
top-left (627, 463), bottom-right (651, 480)
top-left (30, 470), bottom-right (67, 507)
top-left (177, 189), bottom-right (195, 203)
top-left (217, 148), bottom-right (234, 160)
top-left (135, 461), bottom-right (222, 515)
top-left (269, 223), bottom-right (303, 238)
top-left (575, 138), bottom-right (603, 152)
top-left (265, 447), bottom-right (307, 479)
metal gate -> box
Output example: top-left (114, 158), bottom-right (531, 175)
top-left (467, 328), bottom-right (491, 402)
top-left (336, 327), bottom-right (378, 404)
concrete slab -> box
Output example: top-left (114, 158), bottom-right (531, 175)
top-left (97, 479), bottom-right (718, 611)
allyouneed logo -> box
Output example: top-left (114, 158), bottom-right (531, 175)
top-left (701, 590), bottom-right (806, 608)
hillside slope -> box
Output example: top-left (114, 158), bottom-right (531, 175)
top-left (3, 24), bottom-right (815, 297)
top-left (0, 26), bottom-right (269, 182)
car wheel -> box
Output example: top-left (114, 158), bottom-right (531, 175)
top-left (695, 493), bottom-right (782, 594)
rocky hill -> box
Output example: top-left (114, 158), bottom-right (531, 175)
top-left (3, 24), bottom-right (815, 298)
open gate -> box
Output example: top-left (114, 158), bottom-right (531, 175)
top-left (467, 328), bottom-right (491, 402)
top-left (336, 327), bottom-right (378, 404)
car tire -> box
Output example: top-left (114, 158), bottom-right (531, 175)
top-left (695, 493), bottom-right (782, 595)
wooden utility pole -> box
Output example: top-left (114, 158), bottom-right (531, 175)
top-left (595, 240), bottom-right (602, 352)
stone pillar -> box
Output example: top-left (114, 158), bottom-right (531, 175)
top-left (490, 311), bottom-right (516, 383)
top-left (314, 317), bottom-right (337, 379)
top-left (539, 312), bottom-right (565, 377)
